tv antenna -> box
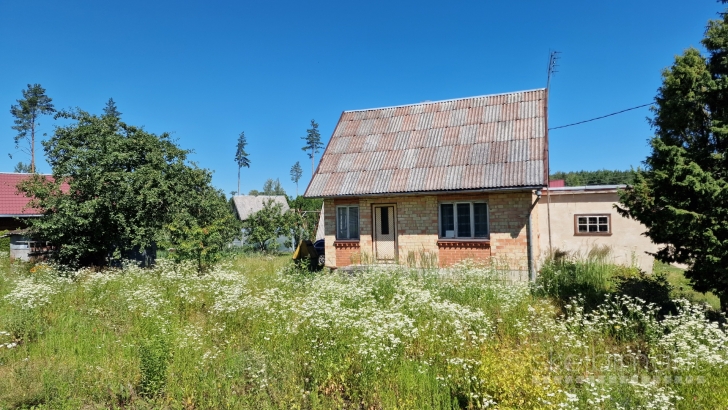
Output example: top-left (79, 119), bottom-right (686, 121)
top-left (546, 50), bottom-right (561, 92)
top-left (545, 50), bottom-right (560, 255)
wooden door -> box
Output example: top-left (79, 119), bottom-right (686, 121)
top-left (373, 205), bottom-right (396, 262)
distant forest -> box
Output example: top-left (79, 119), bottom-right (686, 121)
top-left (549, 169), bottom-right (635, 186)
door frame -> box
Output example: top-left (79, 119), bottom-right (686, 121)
top-left (371, 203), bottom-right (398, 263)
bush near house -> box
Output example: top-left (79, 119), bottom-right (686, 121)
top-left (240, 199), bottom-right (291, 252)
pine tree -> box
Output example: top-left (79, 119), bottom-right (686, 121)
top-left (301, 119), bottom-right (323, 176)
top-left (235, 132), bottom-right (251, 196)
top-left (619, 6), bottom-right (728, 311)
top-left (290, 161), bottom-right (303, 196)
top-left (10, 84), bottom-right (55, 173)
top-left (102, 98), bottom-right (122, 119)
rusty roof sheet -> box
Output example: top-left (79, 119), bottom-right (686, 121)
top-left (305, 88), bottom-right (548, 197)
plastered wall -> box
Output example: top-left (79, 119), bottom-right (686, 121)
top-left (537, 191), bottom-right (658, 272)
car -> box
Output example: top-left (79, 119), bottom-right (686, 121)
top-left (313, 239), bottom-right (325, 265)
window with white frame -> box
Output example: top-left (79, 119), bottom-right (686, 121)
top-left (439, 202), bottom-right (489, 239)
top-left (336, 205), bottom-right (360, 240)
top-left (575, 214), bottom-right (611, 235)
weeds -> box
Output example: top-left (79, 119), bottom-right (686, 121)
top-left (0, 254), bottom-right (726, 408)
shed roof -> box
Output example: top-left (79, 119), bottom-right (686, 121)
top-left (304, 88), bottom-right (548, 198)
top-left (232, 195), bottom-right (290, 220)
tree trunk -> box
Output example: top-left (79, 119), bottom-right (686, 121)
top-left (31, 115), bottom-right (36, 173)
top-left (237, 167), bottom-right (240, 196)
top-left (720, 291), bottom-right (728, 314)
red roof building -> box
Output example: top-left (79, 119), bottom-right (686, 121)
top-left (0, 172), bottom-right (68, 231)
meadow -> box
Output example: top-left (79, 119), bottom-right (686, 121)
top-left (0, 251), bottom-right (727, 409)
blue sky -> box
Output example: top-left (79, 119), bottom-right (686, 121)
top-left (0, 0), bottom-right (722, 196)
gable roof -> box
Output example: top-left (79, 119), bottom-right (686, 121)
top-left (232, 195), bottom-right (290, 220)
top-left (0, 173), bottom-right (60, 216)
top-left (304, 88), bottom-right (548, 198)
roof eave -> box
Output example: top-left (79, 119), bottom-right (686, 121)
top-left (305, 185), bottom-right (545, 199)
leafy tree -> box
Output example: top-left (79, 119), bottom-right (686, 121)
top-left (13, 162), bottom-right (32, 173)
top-left (103, 98), bottom-right (122, 119)
top-left (301, 119), bottom-right (323, 176)
top-left (9, 84), bottom-right (55, 173)
top-left (264, 178), bottom-right (286, 195)
top-left (17, 109), bottom-right (240, 270)
top-left (287, 195), bottom-right (323, 247)
top-left (163, 185), bottom-right (241, 272)
top-left (549, 169), bottom-right (635, 186)
top-left (241, 199), bottom-right (291, 252)
top-left (234, 131), bottom-right (250, 196)
top-left (290, 161), bottom-right (303, 196)
top-left (618, 7), bottom-right (728, 311)
top-left (249, 178), bottom-right (286, 196)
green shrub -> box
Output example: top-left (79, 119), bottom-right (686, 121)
top-left (612, 270), bottom-right (677, 318)
top-left (0, 230), bottom-right (9, 253)
top-left (536, 248), bottom-right (617, 311)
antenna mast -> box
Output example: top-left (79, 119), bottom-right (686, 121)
top-left (545, 50), bottom-right (560, 255)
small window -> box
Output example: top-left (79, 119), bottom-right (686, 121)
top-left (337, 206), bottom-right (359, 240)
top-left (575, 214), bottom-right (611, 235)
top-left (440, 202), bottom-right (489, 238)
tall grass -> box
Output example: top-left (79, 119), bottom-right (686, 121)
top-left (535, 246), bottom-right (631, 311)
top-left (0, 252), bottom-right (727, 408)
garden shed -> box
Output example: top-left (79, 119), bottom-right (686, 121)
top-left (304, 88), bottom-right (548, 276)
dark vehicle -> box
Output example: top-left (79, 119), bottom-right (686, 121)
top-left (313, 239), bottom-right (325, 265)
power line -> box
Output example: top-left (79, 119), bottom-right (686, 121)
top-left (549, 103), bottom-right (652, 130)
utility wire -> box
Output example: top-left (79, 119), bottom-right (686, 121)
top-left (549, 103), bottom-right (652, 130)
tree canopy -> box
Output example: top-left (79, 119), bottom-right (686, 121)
top-left (13, 162), bottom-right (32, 173)
top-left (618, 8), bottom-right (728, 310)
top-left (287, 195), bottom-right (322, 247)
top-left (241, 199), bottom-right (290, 252)
top-left (549, 169), bottom-right (635, 186)
top-left (102, 98), bottom-right (122, 119)
top-left (18, 109), bottom-right (240, 269)
top-left (249, 178), bottom-right (286, 196)
top-left (9, 84), bottom-right (55, 173)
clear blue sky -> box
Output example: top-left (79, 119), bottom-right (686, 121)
top-left (0, 0), bottom-right (722, 196)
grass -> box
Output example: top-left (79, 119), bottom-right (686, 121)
top-left (0, 251), bottom-right (727, 409)
top-left (653, 261), bottom-right (721, 310)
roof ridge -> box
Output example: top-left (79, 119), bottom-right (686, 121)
top-left (344, 88), bottom-right (546, 113)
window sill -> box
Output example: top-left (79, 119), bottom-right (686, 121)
top-left (574, 233), bottom-right (613, 236)
top-left (437, 239), bottom-right (491, 249)
top-left (334, 240), bottom-right (360, 248)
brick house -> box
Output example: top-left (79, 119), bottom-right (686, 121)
top-left (304, 89), bottom-right (548, 275)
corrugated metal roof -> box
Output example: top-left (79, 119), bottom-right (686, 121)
top-left (305, 88), bottom-right (548, 197)
top-left (232, 195), bottom-right (290, 220)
